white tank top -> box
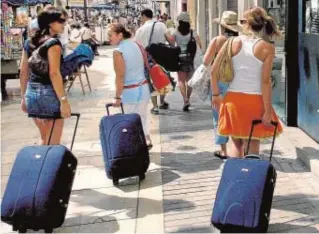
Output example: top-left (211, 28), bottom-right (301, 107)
top-left (228, 36), bottom-right (263, 94)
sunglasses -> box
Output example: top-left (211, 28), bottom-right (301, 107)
top-left (240, 20), bottom-right (247, 24)
top-left (56, 18), bottom-right (66, 24)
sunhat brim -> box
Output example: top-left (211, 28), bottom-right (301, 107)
top-left (213, 17), bottom-right (242, 32)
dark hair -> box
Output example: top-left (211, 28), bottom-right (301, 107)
top-left (244, 6), bottom-right (281, 38)
top-left (141, 9), bottom-right (153, 19)
top-left (224, 28), bottom-right (239, 37)
top-left (30, 6), bottom-right (63, 48)
top-left (178, 21), bottom-right (190, 36)
top-left (109, 23), bottom-right (132, 39)
top-left (84, 22), bottom-right (89, 28)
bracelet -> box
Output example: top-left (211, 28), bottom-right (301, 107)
top-left (212, 93), bottom-right (220, 97)
top-left (114, 97), bottom-right (121, 100)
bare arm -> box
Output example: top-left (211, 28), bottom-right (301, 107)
top-left (261, 45), bottom-right (275, 115)
top-left (166, 32), bottom-right (175, 46)
top-left (48, 45), bottom-right (66, 99)
top-left (195, 35), bottom-right (202, 50)
top-left (20, 50), bottom-right (29, 97)
top-left (203, 38), bottom-right (217, 66)
top-left (113, 51), bottom-right (125, 98)
top-left (210, 41), bottom-right (228, 96)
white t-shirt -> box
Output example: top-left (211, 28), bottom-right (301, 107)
top-left (80, 27), bottom-right (92, 41)
top-left (134, 20), bottom-right (168, 48)
top-left (70, 28), bottom-right (82, 43)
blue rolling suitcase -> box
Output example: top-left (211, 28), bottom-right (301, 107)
top-left (99, 104), bottom-right (150, 186)
top-left (211, 120), bottom-right (279, 233)
top-left (1, 114), bottom-right (80, 233)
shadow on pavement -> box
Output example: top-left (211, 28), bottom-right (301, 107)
top-left (70, 188), bottom-right (195, 219)
top-left (60, 214), bottom-right (120, 233)
top-left (272, 194), bottom-right (319, 215)
top-left (268, 223), bottom-right (319, 233)
top-left (159, 151), bottom-right (223, 174)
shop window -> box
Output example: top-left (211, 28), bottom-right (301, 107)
top-left (305, 0), bottom-right (319, 34)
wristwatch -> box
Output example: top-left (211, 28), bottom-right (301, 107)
top-left (60, 96), bottom-right (68, 101)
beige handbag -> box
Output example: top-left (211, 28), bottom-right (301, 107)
top-left (217, 37), bottom-right (234, 84)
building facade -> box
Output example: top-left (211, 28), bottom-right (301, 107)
top-left (177, 0), bottom-right (319, 142)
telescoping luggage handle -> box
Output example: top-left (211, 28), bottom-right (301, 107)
top-left (48, 113), bottom-right (80, 151)
top-left (245, 120), bottom-right (279, 162)
top-left (106, 103), bottom-right (124, 116)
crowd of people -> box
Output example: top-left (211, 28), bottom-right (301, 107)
top-left (21, 5), bottom-right (283, 157)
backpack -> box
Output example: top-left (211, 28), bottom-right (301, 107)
top-left (186, 30), bottom-right (197, 59)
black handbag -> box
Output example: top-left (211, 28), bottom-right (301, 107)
top-left (146, 22), bottom-right (181, 72)
top-left (28, 38), bottom-right (56, 77)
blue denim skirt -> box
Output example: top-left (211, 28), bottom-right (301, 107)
top-left (25, 82), bottom-right (61, 119)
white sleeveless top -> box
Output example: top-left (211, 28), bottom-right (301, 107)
top-left (228, 36), bottom-right (263, 95)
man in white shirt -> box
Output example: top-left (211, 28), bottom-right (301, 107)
top-left (135, 9), bottom-right (171, 115)
top-left (59, 9), bottom-right (71, 56)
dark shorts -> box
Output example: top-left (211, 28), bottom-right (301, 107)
top-left (179, 55), bottom-right (194, 73)
top-left (25, 82), bottom-right (61, 119)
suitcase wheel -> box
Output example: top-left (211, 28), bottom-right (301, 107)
top-left (44, 228), bottom-right (53, 233)
top-left (113, 178), bottom-right (119, 186)
top-left (139, 174), bottom-right (145, 181)
top-left (12, 225), bottom-right (18, 231)
top-left (18, 227), bottom-right (27, 233)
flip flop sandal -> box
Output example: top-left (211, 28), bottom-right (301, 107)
top-left (214, 150), bottom-right (229, 160)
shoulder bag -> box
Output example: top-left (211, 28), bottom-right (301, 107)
top-left (217, 36), bottom-right (234, 84)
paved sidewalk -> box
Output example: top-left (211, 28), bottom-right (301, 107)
top-left (1, 47), bottom-right (163, 233)
top-left (1, 46), bottom-right (319, 233)
top-left (160, 89), bottom-right (319, 233)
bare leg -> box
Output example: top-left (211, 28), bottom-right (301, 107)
top-left (244, 139), bottom-right (260, 155)
top-left (43, 119), bottom-right (64, 145)
top-left (231, 137), bottom-right (244, 158)
top-left (177, 71), bottom-right (188, 103)
top-left (33, 118), bottom-right (47, 145)
top-left (160, 95), bottom-right (166, 104)
top-left (220, 143), bottom-right (227, 156)
top-left (186, 71), bottom-right (193, 102)
top-left (151, 96), bottom-right (158, 109)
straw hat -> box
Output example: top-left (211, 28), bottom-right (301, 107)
top-left (177, 12), bottom-right (190, 23)
top-left (213, 11), bottom-right (242, 32)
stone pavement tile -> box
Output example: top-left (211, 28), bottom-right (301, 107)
top-left (55, 218), bottom-right (135, 233)
top-left (160, 89), bottom-right (319, 233)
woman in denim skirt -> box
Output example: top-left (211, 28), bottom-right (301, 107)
top-left (20, 6), bottom-right (71, 145)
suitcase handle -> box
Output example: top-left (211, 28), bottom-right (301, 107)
top-left (245, 120), bottom-right (278, 161)
top-left (245, 155), bottom-right (262, 160)
top-left (48, 113), bottom-right (80, 151)
top-left (106, 103), bottom-right (124, 116)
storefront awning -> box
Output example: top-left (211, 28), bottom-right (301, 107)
top-left (26, 0), bottom-right (52, 5)
top-left (1, 0), bottom-right (25, 6)
top-left (1, 0), bottom-right (52, 6)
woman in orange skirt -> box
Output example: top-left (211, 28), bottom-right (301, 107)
top-left (211, 7), bottom-right (283, 158)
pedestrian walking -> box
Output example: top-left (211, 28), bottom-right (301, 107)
top-left (20, 6), bottom-right (71, 145)
top-left (107, 23), bottom-right (153, 149)
top-left (204, 11), bottom-right (241, 159)
top-left (135, 9), bottom-right (171, 115)
top-left (211, 6), bottom-right (283, 158)
top-left (169, 12), bottom-right (202, 111)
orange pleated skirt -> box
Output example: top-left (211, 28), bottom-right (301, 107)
top-left (218, 92), bottom-right (283, 140)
